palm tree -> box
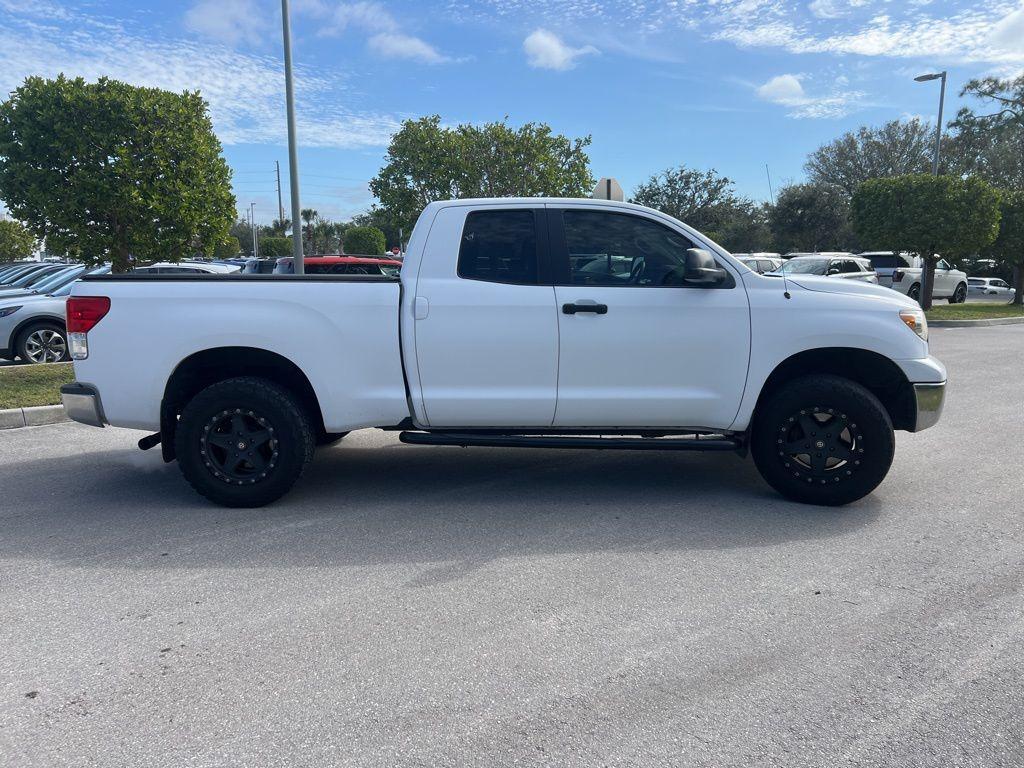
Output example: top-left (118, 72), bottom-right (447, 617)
top-left (300, 208), bottom-right (318, 253)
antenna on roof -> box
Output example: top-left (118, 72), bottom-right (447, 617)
top-left (592, 177), bottom-right (624, 202)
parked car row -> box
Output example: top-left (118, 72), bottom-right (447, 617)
top-left (732, 250), bottom-right (973, 303)
top-left (0, 263), bottom-right (111, 364)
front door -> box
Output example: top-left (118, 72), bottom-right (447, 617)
top-left (412, 205), bottom-right (559, 427)
top-left (548, 207), bottom-right (750, 430)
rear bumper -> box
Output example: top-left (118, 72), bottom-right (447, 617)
top-left (912, 382), bottom-right (945, 432)
top-left (60, 382), bottom-right (106, 428)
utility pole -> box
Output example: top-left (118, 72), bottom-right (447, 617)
top-left (281, 0), bottom-right (304, 275)
top-left (275, 161), bottom-right (285, 227)
top-left (249, 202), bottom-right (258, 259)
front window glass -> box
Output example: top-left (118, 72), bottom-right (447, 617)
top-left (562, 210), bottom-right (695, 286)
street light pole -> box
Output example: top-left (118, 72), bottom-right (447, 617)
top-left (913, 70), bottom-right (948, 310)
top-left (281, 0), bottom-right (304, 275)
top-left (915, 71), bottom-right (947, 176)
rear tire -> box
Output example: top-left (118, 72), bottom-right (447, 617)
top-left (751, 375), bottom-right (894, 506)
top-left (175, 377), bottom-right (314, 508)
top-left (907, 283), bottom-right (921, 301)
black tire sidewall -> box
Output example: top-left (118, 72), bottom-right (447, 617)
top-left (175, 378), bottom-right (313, 507)
top-left (17, 322), bottom-right (69, 364)
top-left (751, 375), bottom-right (895, 506)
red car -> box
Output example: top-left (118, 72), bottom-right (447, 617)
top-left (273, 256), bottom-right (402, 276)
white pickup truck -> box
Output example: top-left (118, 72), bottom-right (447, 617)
top-left (62, 198), bottom-right (946, 508)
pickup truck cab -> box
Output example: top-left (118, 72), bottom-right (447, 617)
top-left (62, 198), bottom-right (946, 508)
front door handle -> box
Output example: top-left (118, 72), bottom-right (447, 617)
top-left (562, 302), bottom-right (608, 315)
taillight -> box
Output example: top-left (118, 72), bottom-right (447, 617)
top-left (66, 296), bottom-right (110, 360)
top-left (892, 269), bottom-right (904, 283)
top-left (67, 296), bottom-right (110, 333)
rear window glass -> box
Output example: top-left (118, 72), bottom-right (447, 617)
top-left (866, 254), bottom-right (912, 269)
top-left (458, 210), bottom-right (538, 285)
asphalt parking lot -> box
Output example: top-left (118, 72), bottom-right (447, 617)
top-left (1, 326), bottom-right (1022, 767)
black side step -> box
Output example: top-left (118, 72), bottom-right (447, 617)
top-left (398, 432), bottom-right (742, 452)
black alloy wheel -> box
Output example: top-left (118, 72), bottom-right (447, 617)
top-left (776, 408), bottom-right (862, 484)
top-left (201, 409), bottom-right (279, 486)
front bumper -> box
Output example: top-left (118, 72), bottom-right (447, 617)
top-left (912, 381), bottom-right (945, 432)
top-left (60, 382), bottom-right (105, 428)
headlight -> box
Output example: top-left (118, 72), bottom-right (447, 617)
top-left (0, 305), bottom-right (22, 318)
top-left (899, 308), bottom-right (928, 341)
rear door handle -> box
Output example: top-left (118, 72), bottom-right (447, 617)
top-left (562, 302), bottom-right (608, 315)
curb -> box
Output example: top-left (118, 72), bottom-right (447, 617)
top-left (930, 316), bottom-right (1024, 328)
top-left (0, 404), bottom-right (69, 430)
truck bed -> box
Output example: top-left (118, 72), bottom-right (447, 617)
top-left (73, 273), bottom-right (409, 432)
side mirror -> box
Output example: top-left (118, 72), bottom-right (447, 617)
top-left (827, 266), bottom-right (841, 275)
top-left (683, 249), bottom-right (727, 287)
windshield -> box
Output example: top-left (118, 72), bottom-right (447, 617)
top-left (30, 267), bottom-right (85, 293)
top-left (772, 258), bottom-right (830, 275)
top-left (7, 267), bottom-right (59, 288)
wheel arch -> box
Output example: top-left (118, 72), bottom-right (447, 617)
top-left (753, 347), bottom-right (916, 432)
top-left (11, 314), bottom-right (66, 345)
top-left (160, 346), bottom-right (325, 462)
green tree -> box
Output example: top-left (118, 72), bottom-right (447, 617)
top-left (984, 190), bottom-right (1024, 305)
top-left (352, 206), bottom-right (404, 250)
top-left (947, 76), bottom-right (1024, 190)
top-left (769, 183), bottom-right (853, 253)
top-left (0, 219), bottom-right (36, 262)
top-left (259, 236), bottom-right (292, 259)
top-left (342, 225), bottom-right (386, 255)
top-left (370, 115), bottom-right (594, 236)
top-left (852, 174), bottom-right (1001, 309)
top-left (213, 236), bottom-right (241, 260)
top-left (629, 165), bottom-right (768, 250)
top-left (0, 75), bottom-right (235, 272)
top-left (805, 119), bottom-right (937, 197)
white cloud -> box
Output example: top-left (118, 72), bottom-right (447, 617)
top-left (298, 1), bottom-right (452, 63)
top-left (808, 0), bottom-right (870, 20)
top-left (185, 0), bottom-right (270, 47)
top-left (523, 29), bottom-right (597, 70)
top-left (756, 73), bottom-right (864, 119)
top-left (757, 74), bottom-right (807, 105)
top-left (990, 5), bottom-right (1024, 57)
top-left (0, 12), bottom-right (402, 149)
top-left (367, 32), bottom-right (449, 63)
top-left (462, 0), bottom-right (1024, 66)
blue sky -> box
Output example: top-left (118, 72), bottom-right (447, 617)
top-left (1, 0), bottom-right (1023, 226)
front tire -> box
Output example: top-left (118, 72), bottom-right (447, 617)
top-left (751, 375), bottom-right (894, 506)
top-left (17, 322), bottom-right (69, 364)
top-left (948, 283), bottom-right (967, 304)
top-left (175, 377), bottom-right (314, 508)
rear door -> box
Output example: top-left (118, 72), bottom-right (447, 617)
top-left (548, 206), bottom-right (750, 429)
top-left (412, 205), bottom-right (559, 427)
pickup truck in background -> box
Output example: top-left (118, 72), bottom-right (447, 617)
top-left (862, 251), bottom-right (969, 304)
top-left (62, 198), bottom-right (946, 508)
